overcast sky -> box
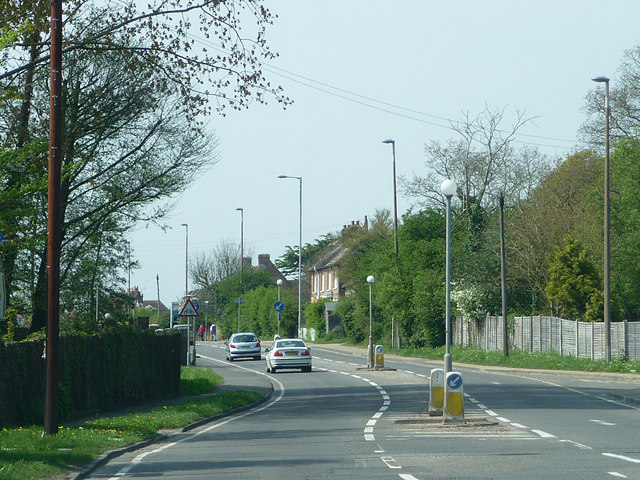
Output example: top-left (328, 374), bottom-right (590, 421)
top-left (129, 0), bottom-right (640, 308)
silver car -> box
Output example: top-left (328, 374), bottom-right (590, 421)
top-left (265, 338), bottom-right (312, 373)
top-left (225, 333), bottom-right (261, 361)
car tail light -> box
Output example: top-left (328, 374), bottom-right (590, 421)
top-left (229, 344), bottom-right (236, 349)
top-left (274, 350), bottom-right (283, 357)
top-left (301, 350), bottom-right (310, 356)
top-left (256, 341), bottom-right (261, 348)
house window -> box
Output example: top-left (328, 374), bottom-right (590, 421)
top-left (328, 271), bottom-right (332, 291)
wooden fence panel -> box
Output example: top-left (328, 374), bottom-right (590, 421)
top-left (454, 315), bottom-right (640, 361)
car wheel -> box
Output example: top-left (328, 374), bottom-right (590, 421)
top-left (271, 367), bottom-right (277, 374)
top-left (254, 356), bottom-right (261, 361)
top-left (228, 356), bottom-right (234, 362)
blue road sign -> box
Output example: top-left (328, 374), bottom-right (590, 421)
top-left (274, 301), bottom-right (285, 312)
top-left (447, 373), bottom-right (462, 389)
top-left (0, 232), bottom-right (3, 243)
top-left (193, 301), bottom-right (200, 311)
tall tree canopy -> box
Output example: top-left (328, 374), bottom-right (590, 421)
top-left (0, 0), bottom-right (289, 330)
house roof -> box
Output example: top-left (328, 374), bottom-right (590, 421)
top-left (141, 300), bottom-right (170, 313)
top-left (311, 244), bottom-right (346, 271)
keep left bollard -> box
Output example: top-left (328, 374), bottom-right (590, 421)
top-left (374, 345), bottom-right (384, 368)
top-left (443, 371), bottom-right (465, 424)
top-left (428, 368), bottom-right (444, 416)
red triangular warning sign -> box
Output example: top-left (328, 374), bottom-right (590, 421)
top-left (179, 298), bottom-right (199, 317)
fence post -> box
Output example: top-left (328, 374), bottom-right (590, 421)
top-left (591, 321), bottom-right (595, 361)
top-left (530, 315), bottom-right (534, 353)
top-left (559, 318), bottom-right (563, 356)
top-left (624, 320), bottom-right (629, 359)
top-left (575, 319), bottom-right (579, 358)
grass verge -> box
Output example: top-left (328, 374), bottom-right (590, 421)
top-left (0, 368), bottom-right (263, 480)
top-left (394, 345), bottom-right (640, 373)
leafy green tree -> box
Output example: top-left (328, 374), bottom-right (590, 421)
top-left (545, 235), bottom-right (601, 321)
top-left (609, 137), bottom-right (640, 321)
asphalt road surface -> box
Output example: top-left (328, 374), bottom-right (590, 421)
top-left (81, 342), bottom-right (640, 480)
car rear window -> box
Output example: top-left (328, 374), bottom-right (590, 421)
top-left (276, 340), bottom-right (305, 348)
top-left (234, 335), bottom-right (257, 343)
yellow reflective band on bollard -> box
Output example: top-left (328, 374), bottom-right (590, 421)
top-left (447, 392), bottom-right (463, 416)
top-left (431, 387), bottom-right (444, 408)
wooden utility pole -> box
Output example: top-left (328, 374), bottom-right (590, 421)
top-left (44, 0), bottom-right (63, 436)
top-left (499, 194), bottom-right (509, 357)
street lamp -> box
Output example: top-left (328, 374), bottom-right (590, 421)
top-left (382, 139), bottom-right (399, 257)
top-left (592, 75), bottom-right (611, 362)
top-left (367, 275), bottom-right (375, 368)
top-left (181, 224), bottom-right (188, 298)
top-left (277, 278), bottom-right (283, 337)
top-left (383, 138), bottom-right (399, 349)
top-left (441, 179), bottom-right (457, 373)
top-left (278, 175), bottom-right (303, 338)
top-left (235, 208), bottom-right (244, 289)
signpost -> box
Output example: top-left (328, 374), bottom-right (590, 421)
top-left (274, 301), bottom-right (284, 337)
top-left (180, 299), bottom-right (198, 365)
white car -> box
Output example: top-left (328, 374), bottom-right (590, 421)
top-left (265, 338), bottom-right (312, 373)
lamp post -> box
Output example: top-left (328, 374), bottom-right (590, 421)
top-left (382, 139), bottom-right (399, 257)
top-left (278, 175), bottom-right (303, 338)
top-left (592, 75), bottom-right (611, 362)
top-left (180, 224), bottom-right (189, 298)
top-left (235, 208), bottom-right (244, 289)
top-left (277, 278), bottom-right (283, 336)
top-left (367, 275), bottom-right (375, 368)
top-left (383, 139), bottom-right (399, 349)
top-left (441, 179), bottom-right (457, 373)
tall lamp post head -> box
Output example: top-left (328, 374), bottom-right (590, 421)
top-left (277, 279), bottom-right (283, 287)
top-left (440, 179), bottom-right (457, 197)
top-left (367, 275), bottom-right (375, 284)
top-left (592, 76), bottom-right (610, 83)
top-left (382, 139), bottom-right (395, 145)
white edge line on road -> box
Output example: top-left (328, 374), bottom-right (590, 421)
top-left (398, 475), bottom-right (419, 480)
top-left (109, 354), bottom-right (285, 480)
top-left (531, 430), bottom-right (556, 439)
top-left (607, 472), bottom-right (628, 478)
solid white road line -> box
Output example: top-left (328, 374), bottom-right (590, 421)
top-left (109, 354), bottom-right (285, 480)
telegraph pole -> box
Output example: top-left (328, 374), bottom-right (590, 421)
top-left (44, 0), bottom-right (63, 436)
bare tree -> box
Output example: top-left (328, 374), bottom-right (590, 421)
top-left (581, 44), bottom-right (640, 148)
top-left (401, 106), bottom-right (549, 214)
top-left (190, 239), bottom-right (255, 289)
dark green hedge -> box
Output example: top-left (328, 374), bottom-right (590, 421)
top-left (0, 329), bottom-right (181, 428)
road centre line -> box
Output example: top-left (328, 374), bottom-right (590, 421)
top-left (381, 456), bottom-right (402, 469)
top-left (559, 439), bottom-right (592, 450)
top-left (398, 475), bottom-right (419, 480)
top-left (532, 430), bottom-right (557, 439)
top-left (607, 472), bottom-right (628, 478)
top-left (603, 453), bottom-right (640, 464)
top-left (108, 354), bottom-right (285, 480)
